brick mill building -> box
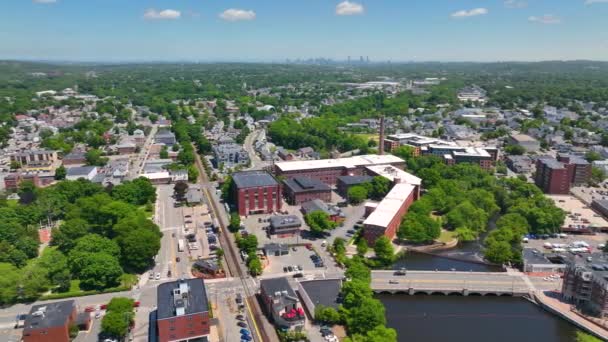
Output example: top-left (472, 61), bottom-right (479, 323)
top-left (22, 300), bottom-right (77, 342)
top-left (282, 177), bottom-right (331, 205)
top-left (233, 170), bottom-right (282, 216)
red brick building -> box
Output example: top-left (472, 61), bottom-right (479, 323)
top-left (233, 171), bottom-right (282, 216)
top-left (274, 155), bottom-right (406, 186)
top-left (23, 300), bottom-right (76, 342)
top-left (282, 177), bottom-right (331, 205)
top-left (362, 183), bottom-right (417, 245)
top-left (156, 279), bottom-right (211, 342)
top-left (535, 155), bottom-right (592, 195)
top-left (4, 172), bottom-right (55, 191)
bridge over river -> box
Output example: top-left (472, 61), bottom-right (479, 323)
top-left (371, 270), bottom-right (533, 296)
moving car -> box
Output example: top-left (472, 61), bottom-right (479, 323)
top-left (155, 272), bottom-right (161, 280)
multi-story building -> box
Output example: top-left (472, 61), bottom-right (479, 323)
top-left (457, 86), bottom-right (487, 103)
top-left (10, 149), bottom-right (58, 170)
top-left (509, 134), bottom-right (541, 152)
top-left (22, 300), bottom-right (76, 342)
top-left (557, 154), bottom-right (591, 186)
top-left (233, 171), bottom-right (282, 216)
top-left (66, 166), bottom-right (98, 181)
top-left (506, 155), bottom-right (534, 174)
top-left (562, 254), bottom-right (608, 318)
top-left (282, 177), bottom-right (331, 205)
top-left (335, 175), bottom-right (373, 197)
top-left (212, 143), bottom-right (249, 168)
top-left (274, 155), bottom-right (405, 186)
top-left (382, 133), bottom-right (452, 155)
top-left (535, 155), bottom-right (592, 194)
top-left (4, 172), bottom-right (55, 190)
top-left (156, 279), bottom-right (211, 342)
top-left (259, 277), bottom-right (305, 331)
top-left (534, 157), bottom-right (569, 194)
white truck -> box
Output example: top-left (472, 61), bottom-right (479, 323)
top-left (177, 239), bottom-right (185, 252)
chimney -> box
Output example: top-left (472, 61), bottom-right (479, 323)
top-left (378, 116), bottom-right (385, 155)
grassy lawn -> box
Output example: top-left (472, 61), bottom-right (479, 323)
top-left (354, 133), bottom-right (379, 142)
top-left (121, 273), bottom-right (139, 287)
top-left (437, 230), bottom-right (457, 243)
top-left (68, 279), bottom-right (81, 292)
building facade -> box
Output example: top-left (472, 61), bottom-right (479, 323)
top-left (561, 254), bottom-right (608, 318)
top-left (156, 279), bottom-right (211, 342)
top-left (10, 150), bottom-right (58, 171)
top-left (233, 171), bottom-right (282, 216)
top-left (557, 154), bottom-right (592, 186)
top-left (22, 300), bottom-right (76, 342)
top-left (4, 172), bottom-right (55, 190)
top-left (535, 157), bottom-right (570, 195)
top-left (282, 177), bottom-right (332, 205)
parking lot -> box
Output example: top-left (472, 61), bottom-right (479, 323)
top-left (524, 232), bottom-right (607, 253)
top-left (265, 246), bottom-right (322, 275)
top-left (571, 183), bottom-right (608, 205)
top-left (547, 194), bottom-right (608, 230)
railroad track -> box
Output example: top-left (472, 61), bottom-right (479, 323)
top-left (193, 147), bottom-right (274, 342)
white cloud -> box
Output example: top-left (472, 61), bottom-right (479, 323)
top-left (585, 0), bottom-right (608, 4)
top-left (336, 1), bottom-right (364, 16)
top-left (450, 8), bottom-right (488, 18)
top-left (33, 0), bottom-right (57, 3)
top-left (219, 8), bottom-right (256, 21)
top-left (143, 9), bottom-right (181, 20)
top-left (504, 0), bottom-right (528, 9)
top-left (528, 14), bottom-right (561, 24)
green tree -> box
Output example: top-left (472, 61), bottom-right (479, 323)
top-left (304, 211), bottom-right (337, 236)
top-left (346, 297), bottom-right (387, 335)
top-left (398, 213), bottom-right (441, 244)
top-left (373, 236), bottom-right (395, 266)
top-left (187, 164), bottom-right (199, 182)
top-left (159, 145), bottom-right (169, 159)
top-left (78, 253), bottom-right (123, 290)
top-left (356, 239), bottom-right (369, 256)
top-left (591, 167), bottom-right (606, 185)
top-left (54, 165), bottom-right (67, 180)
top-left (68, 234), bottom-right (120, 275)
top-left (117, 228), bottom-right (161, 272)
top-left (173, 181), bottom-right (189, 202)
top-left (484, 240), bottom-right (514, 264)
top-left (247, 256), bottom-right (262, 276)
top-left (342, 280), bottom-right (373, 308)
top-left (504, 144), bottom-right (526, 155)
top-left (392, 145), bottom-right (415, 161)
top-left (51, 218), bottom-right (89, 253)
top-left (314, 305), bottom-right (341, 324)
top-left (576, 331), bottom-right (602, 342)
top-left (111, 177), bottom-right (157, 205)
top-left (106, 297), bottom-right (135, 313)
top-left (585, 151), bottom-right (602, 163)
top-left (0, 263), bottom-right (20, 305)
top-left (229, 212), bottom-right (241, 233)
top-left (85, 149), bottom-right (109, 166)
top-left (347, 186), bottom-right (368, 204)
top-left (101, 311), bottom-right (130, 338)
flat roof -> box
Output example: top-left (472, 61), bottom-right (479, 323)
top-left (24, 300), bottom-right (74, 332)
top-left (275, 154), bottom-right (404, 173)
top-left (364, 183), bottom-right (416, 228)
top-left (66, 166), bottom-right (96, 176)
top-left (365, 165), bottom-right (421, 186)
top-left (284, 177), bottom-right (330, 193)
top-left (511, 134), bottom-right (538, 143)
top-left (336, 175), bottom-right (373, 186)
top-left (523, 248), bottom-right (553, 265)
top-left (260, 277), bottom-right (296, 297)
top-left (299, 279), bottom-right (342, 309)
top-left (269, 215), bottom-right (302, 228)
top-left (232, 170), bottom-right (278, 188)
top-left (157, 279), bottom-right (209, 320)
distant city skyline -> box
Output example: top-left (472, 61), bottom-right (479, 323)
top-left (1, 0), bottom-right (607, 62)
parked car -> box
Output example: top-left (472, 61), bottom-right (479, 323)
top-left (237, 321), bottom-right (248, 328)
top-left (155, 272), bottom-right (161, 280)
top-left (293, 273), bottom-right (304, 278)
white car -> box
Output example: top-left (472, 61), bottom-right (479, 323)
top-left (155, 272), bottom-right (161, 280)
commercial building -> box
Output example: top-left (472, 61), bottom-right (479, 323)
top-left (283, 177), bottom-right (331, 205)
top-left (457, 86), bottom-right (487, 103)
top-left (365, 164), bottom-right (422, 198)
top-left (156, 278), bottom-right (210, 342)
top-left (22, 300), bottom-right (76, 342)
top-left (336, 175), bottom-right (373, 197)
top-left (62, 150), bottom-right (87, 166)
top-left (300, 199), bottom-right (344, 222)
top-left (522, 248), bottom-right (566, 274)
top-left (561, 254), bottom-right (608, 318)
top-left (297, 278), bottom-right (343, 316)
top-left (233, 171), bottom-right (282, 216)
top-left (274, 154), bottom-right (405, 186)
top-left (382, 133), bottom-right (454, 155)
top-left (362, 182), bottom-right (417, 245)
top-left (4, 171), bottom-right (55, 190)
top-left (506, 155), bottom-right (534, 174)
top-left (269, 215), bottom-right (302, 237)
top-left (509, 134), bottom-right (541, 152)
top-left (66, 166), bottom-right (98, 181)
top-left (10, 149), bottom-right (58, 171)
top-left (259, 277), bottom-right (305, 331)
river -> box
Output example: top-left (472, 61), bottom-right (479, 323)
top-left (379, 251), bottom-right (579, 342)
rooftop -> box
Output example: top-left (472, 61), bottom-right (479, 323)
top-left (523, 248), bottom-right (554, 266)
top-left (275, 154), bottom-right (404, 173)
top-left (269, 215), bottom-right (302, 229)
top-left (299, 279), bottom-right (343, 310)
top-left (23, 300), bottom-right (74, 332)
top-left (538, 157), bottom-right (565, 170)
top-left (260, 277), bottom-right (296, 298)
top-left (365, 165), bottom-right (421, 186)
top-left (157, 278), bottom-right (209, 320)
top-left (283, 177), bottom-right (331, 193)
top-left (300, 199), bottom-right (340, 217)
top-left (336, 175), bottom-right (373, 186)
top-left (66, 166), bottom-right (96, 176)
top-left (363, 183), bottom-right (416, 228)
top-left (511, 134), bottom-right (538, 143)
top-left (232, 170), bottom-right (278, 189)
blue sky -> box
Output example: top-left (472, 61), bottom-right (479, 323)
top-left (1, 0), bottom-right (607, 62)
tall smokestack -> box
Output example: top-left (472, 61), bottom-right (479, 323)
top-left (379, 116), bottom-right (385, 155)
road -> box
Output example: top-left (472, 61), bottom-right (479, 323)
top-left (243, 129), bottom-right (269, 171)
top-left (193, 147), bottom-right (279, 342)
top-left (127, 124), bottom-right (158, 180)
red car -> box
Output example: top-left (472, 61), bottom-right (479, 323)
top-left (305, 244), bottom-right (313, 250)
